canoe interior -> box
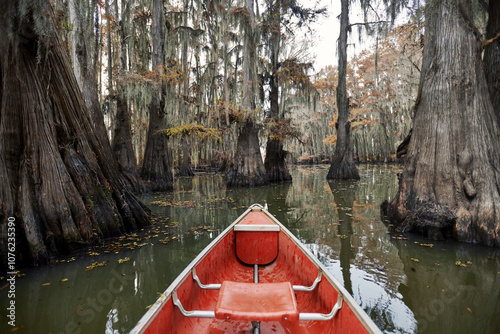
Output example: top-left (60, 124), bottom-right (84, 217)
top-left (141, 210), bottom-right (371, 334)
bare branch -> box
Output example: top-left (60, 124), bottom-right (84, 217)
top-left (348, 20), bottom-right (391, 29)
top-left (483, 33), bottom-right (500, 48)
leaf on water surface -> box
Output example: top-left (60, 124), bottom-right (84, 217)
top-left (85, 261), bottom-right (110, 271)
top-left (158, 237), bottom-right (170, 244)
top-left (411, 258), bottom-right (420, 262)
top-left (42, 283), bottom-right (51, 286)
top-left (455, 261), bottom-right (472, 267)
top-left (60, 278), bottom-right (69, 283)
top-left (118, 257), bottom-right (131, 264)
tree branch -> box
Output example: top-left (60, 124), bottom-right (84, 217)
top-left (348, 20), bottom-right (390, 29)
top-left (483, 33), bottom-right (500, 48)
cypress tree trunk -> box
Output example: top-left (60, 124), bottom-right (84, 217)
top-left (68, 0), bottom-right (111, 151)
top-left (264, 75), bottom-right (291, 182)
top-left (226, 121), bottom-right (268, 187)
top-left (112, 0), bottom-right (138, 176)
top-left (141, 0), bottom-right (174, 191)
top-left (0, 0), bottom-right (149, 267)
top-left (113, 91), bottom-right (137, 174)
top-left (264, 1), bottom-right (291, 183)
top-left (327, 0), bottom-right (359, 180)
top-left (383, 0), bottom-right (500, 246)
top-left (226, 0), bottom-right (268, 187)
top-left (265, 138), bottom-right (291, 182)
top-left (179, 136), bottom-right (194, 176)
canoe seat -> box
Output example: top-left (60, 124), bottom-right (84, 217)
top-left (173, 269), bottom-right (343, 322)
top-left (214, 281), bottom-right (299, 321)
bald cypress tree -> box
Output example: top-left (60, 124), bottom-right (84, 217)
top-left (384, 0), bottom-right (500, 246)
top-left (141, 0), bottom-right (174, 191)
top-left (327, 0), bottom-right (360, 180)
top-left (0, 0), bottom-right (149, 266)
top-left (226, 0), bottom-right (268, 187)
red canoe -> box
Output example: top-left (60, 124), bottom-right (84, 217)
top-left (131, 204), bottom-right (381, 334)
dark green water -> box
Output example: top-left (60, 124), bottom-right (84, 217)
top-left (1, 165), bottom-right (499, 334)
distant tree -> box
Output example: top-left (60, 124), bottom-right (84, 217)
top-left (384, 0), bottom-right (500, 246)
top-left (327, 0), bottom-right (360, 179)
top-left (163, 124), bottom-right (221, 176)
top-left (349, 23), bottom-right (422, 162)
top-left (327, 0), bottom-right (409, 178)
top-left (141, 0), bottom-right (174, 191)
top-left (112, 0), bottom-right (138, 177)
top-left (226, 0), bottom-right (268, 187)
top-left (262, 0), bottom-right (325, 183)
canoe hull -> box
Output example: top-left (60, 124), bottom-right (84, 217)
top-left (131, 205), bottom-right (381, 334)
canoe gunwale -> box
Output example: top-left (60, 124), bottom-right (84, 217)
top-left (130, 204), bottom-right (382, 334)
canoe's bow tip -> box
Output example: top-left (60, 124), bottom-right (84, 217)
top-left (250, 203), bottom-right (265, 211)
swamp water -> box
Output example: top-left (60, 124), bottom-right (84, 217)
top-left (1, 165), bottom-right (499, 334)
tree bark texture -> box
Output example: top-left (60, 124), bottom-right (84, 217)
top-left (140, 0), bottom-right (174, 191)
top-left (384, 0), bottom-right (500, 246)
top-left (264, 75), bottom-right (291, 182)
top-left (113, 93), bottom-right (137, 174)
top-left (179, 136), bottom-right (195, 176)
top-left (69, 0), bottom-right (112, 153)
top-left (327, 0), bottom-right (359, 180)
top-left (226, 121), bottom-right (268, 187)
top-left (265, 138), bottom-right (291, 182)
top-left (0, 0), bottom-right (149, 266)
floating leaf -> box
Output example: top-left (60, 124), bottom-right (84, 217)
top-left (85, 261), bottom-right (109, 271)
top-left (42, 283), bottom-right (51, 286)
top-left (411, 258), bottom-right (420, 263)
top-left (467, 307), bottom-right (472, 314)
top-left (60, 278), bottom-right (69, 283)
top-left (455, 261), bottom-right (472, 267)
top-left (118, 257), bottom-right (131, 264)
